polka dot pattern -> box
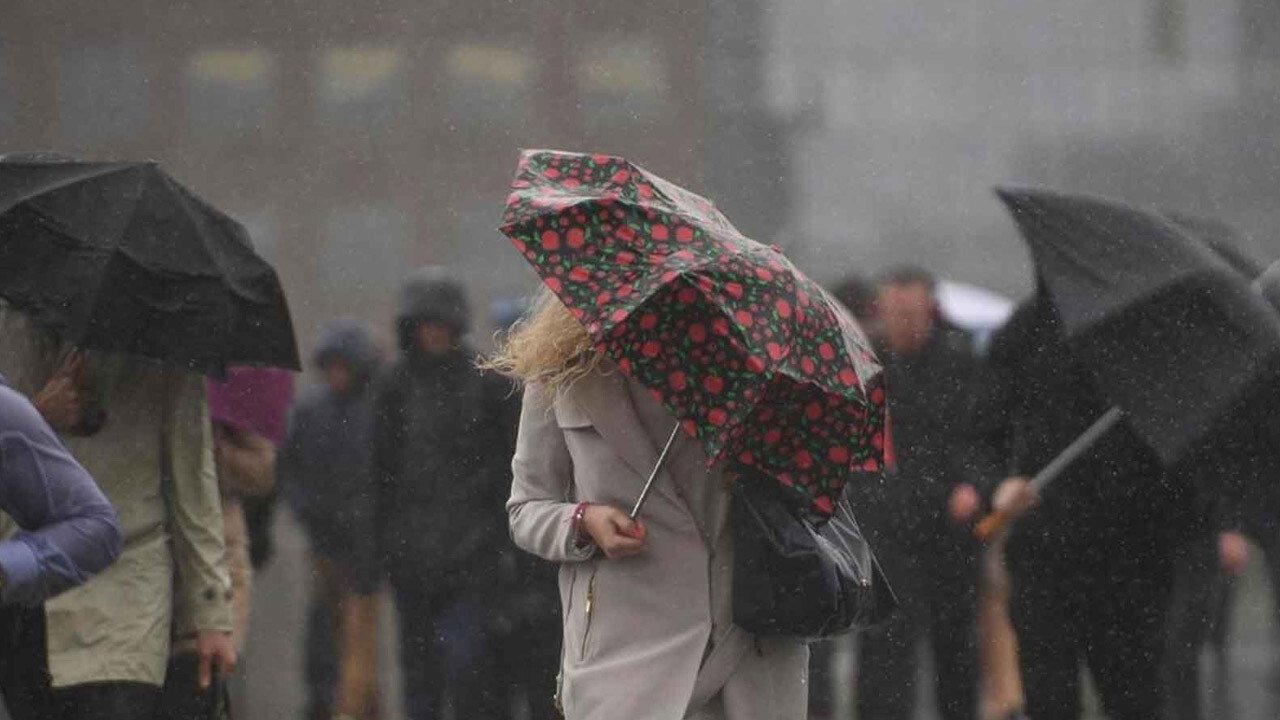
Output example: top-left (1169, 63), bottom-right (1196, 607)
top-left (501, 149), bottom-right (887, 518)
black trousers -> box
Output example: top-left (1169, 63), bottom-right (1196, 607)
top-left (489, 622), bottom-right (562, 720)
top-left (1008, 537), bottom-right (1173, 720)
top-left (391, 576), bottom-right (499, 720)
top-left (0, 606), bottom-right (159, 720)
top-left (856, 531), bottom-right (979, 720)
top-left (1164, 537), bottom-right (1233, 720)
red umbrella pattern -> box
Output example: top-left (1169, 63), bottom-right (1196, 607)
top-left (500, 149), bottom-right (886, 518)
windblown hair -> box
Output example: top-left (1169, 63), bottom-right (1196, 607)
top-left (483, 288), bottom-right (604, 393)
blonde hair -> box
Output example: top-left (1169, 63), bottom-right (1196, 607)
top-left (483, 288), bottom-right (604, 393)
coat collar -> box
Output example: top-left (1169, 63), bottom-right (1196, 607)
top-left (560, 368), bottom-right (682, 513)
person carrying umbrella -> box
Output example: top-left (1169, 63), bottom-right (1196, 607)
top-left (492, 151), bottom-right (887, 720)
top-left (963, 189), bottom-right (1280, 720)
top-left (0, 156), bottom-right (299, 720)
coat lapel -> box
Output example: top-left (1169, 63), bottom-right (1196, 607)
top-left (568, 369), bottom-right (662, 479)
top-left (564, 369), bottom-right (685, 512)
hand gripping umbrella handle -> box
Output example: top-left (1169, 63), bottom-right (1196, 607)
top-left (630, 425), bottom-right (683, 520)
top-left (975, 406), bottom-right (1124, 540)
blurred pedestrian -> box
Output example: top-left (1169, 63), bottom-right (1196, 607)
top-left (0, 303), bottom-right (235, 720)
top-left (0, 373), bottom-right (121, 606)
top-left (963, 295), bottom-right (1200, 720)
top-left (846, 267), bottom-right (981, 720)
top-left (495, 289), bottom-right (809, 720)
top-left (371, 269), bottom-right (515, 720)
top-left (278, 322), bottom-right (383, 720)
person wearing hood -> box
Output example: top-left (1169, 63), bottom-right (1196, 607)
top-left (371, 269), bottom-right (518, 720)
top-left (277, 321), bottom-right (383, 720)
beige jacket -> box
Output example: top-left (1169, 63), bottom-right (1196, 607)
top-left (0, 306), bottom-right (232, 687)
top-left (508, 368), bottom-right (808, 720)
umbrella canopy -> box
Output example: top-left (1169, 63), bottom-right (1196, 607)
top-left (996, 188), bottom-right (1280, 466)
top-left (0, 159), bottom-right (299, 372)
top-left (501, 150), bottom-right (886, 517)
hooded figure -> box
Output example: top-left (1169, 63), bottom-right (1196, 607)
top-left (279, 321), bottom-right (381, 575)
top-left (370, 269), bottom-right (519, 720)
top-left (277, 321), bottom-right (382, 720)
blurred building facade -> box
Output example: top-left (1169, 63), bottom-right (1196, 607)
top-left (0, 0), bottom-right (784, 352)
top-left (764, 0), bottom-right (1280, 296)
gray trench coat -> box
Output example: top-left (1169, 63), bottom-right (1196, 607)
top-left (508, 368), bottom-right (808, 720)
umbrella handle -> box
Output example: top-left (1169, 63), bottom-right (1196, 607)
top-left (973, 406), bottom-right (1124, 541)
top-left (630, 425), bottom-right (683, 520)
top-left (975, 509), bottom-right (1011, 541)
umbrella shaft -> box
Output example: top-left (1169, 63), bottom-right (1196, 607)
top-left (1030, 406), bottom-right (1124, 493)
top-left (631, 425), bottom-right (683, 519)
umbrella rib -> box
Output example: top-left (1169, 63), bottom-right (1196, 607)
top-left (0, 163), bottom-right (138, 215)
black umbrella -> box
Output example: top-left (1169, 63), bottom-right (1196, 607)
top-left (977, 188), bottom-right (1280, 537)
top-left (0, 159), bottom-right (299, 372)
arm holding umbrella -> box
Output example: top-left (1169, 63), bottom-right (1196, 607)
top-left (976, 407), bottom-right (1124, 539)
top-left (508, 384), bottom-right (647, 563)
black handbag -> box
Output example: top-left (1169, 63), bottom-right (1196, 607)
top-left (153, 652), bottom-right (232, 720)
top-left (731, 477), bottom-right (897, 639)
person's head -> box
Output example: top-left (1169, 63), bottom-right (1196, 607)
top-left (313, 320), bottom-right (381, 395)
top-left (397, 267), bottom-right (471, 359)
top-left (322, 358), bottom-right (355, 395)
top-left (413, 319), bottom-right (457, 357)
top-left (483, 287), bottom-right (603, 393)
top-left (877, 265), bottom-right (940, 354)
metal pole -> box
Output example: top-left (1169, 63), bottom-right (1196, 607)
top-left (1029, 406), bottom-right (1125, 493)
top-left (976, 406), bottom-right (1124, 539)
top-left (630, 425), bottom-right (683, 519)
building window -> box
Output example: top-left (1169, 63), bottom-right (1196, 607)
top-left (443, 43), bottom-right (535, 131)
top-left (57, 46), bottom-right (149, 142)
top-left (185, 48), bottom-right (278, 137)
top-left (0, 50), bottom-right (13, 132)
top-left (1150, 0), bottom-right (1185, 64)
top-left (575, 37), bottom-right (671, 125)
top-left (316, 45), bottom-right (405, 129)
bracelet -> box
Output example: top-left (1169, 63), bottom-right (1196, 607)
top-left (571, 501), bottom-right (592, 548)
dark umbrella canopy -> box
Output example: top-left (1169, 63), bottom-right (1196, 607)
top-left (0, 159), bottom-right (299, 372)
top-left (501, 150), bottom-right (886, 518)
top-left (996, 188), bottom-right (1280, 467)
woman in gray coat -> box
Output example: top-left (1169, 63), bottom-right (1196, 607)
top-left (494, 291), bottom-right (808, 720)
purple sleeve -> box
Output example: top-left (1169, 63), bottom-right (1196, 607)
top-left (0, 386), bottom-right (122, 606)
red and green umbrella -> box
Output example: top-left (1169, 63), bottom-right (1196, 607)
top-left (500, 149), bottom-right (887, 518)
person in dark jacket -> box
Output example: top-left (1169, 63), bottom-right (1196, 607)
top-left (848, 267), bottom-right (981, 720)
top-left (371, 269), bottom-right (516, 720)
top-left (277, 322), bottom-right (382, 720)
top-left (964, 294), bottom-right (1199, 720)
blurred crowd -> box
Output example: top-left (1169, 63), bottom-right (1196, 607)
top-left (0, 252), bottom-right (1274, 720)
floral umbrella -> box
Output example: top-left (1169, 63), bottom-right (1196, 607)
top-left (500, 149), bottom-right (886, 518)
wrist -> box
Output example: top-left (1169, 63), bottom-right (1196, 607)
top-left (571, 502), bottom-right (593, 548)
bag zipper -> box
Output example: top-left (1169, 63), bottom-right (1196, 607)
top-left (580, 566), bottom-right (599, 660)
